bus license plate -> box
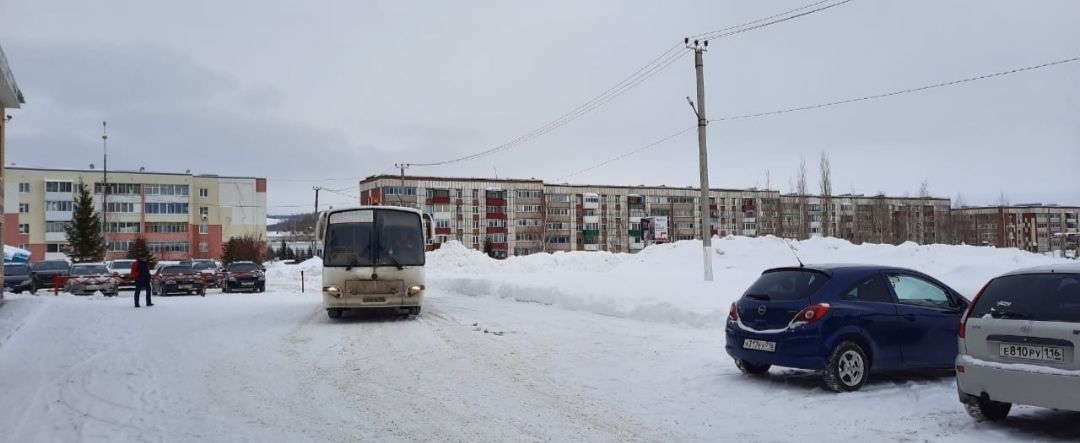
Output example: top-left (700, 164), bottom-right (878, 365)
top-left (999, 344), bottom-right (1064, 362)
top-left (744, 339), bottom-right (776, 352)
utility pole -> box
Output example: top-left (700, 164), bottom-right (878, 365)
top-left (394, 163), bottom-right (411, 207)
top-left (312, 186), bottom-right (321, 258)
top-left (102, 121), bottom-right (109, 257)
top-left (686, 38), bottom-right (713, 282)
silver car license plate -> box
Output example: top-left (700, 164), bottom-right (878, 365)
top-left (179, 284), bottom-right (192, 289)
top-left (999, 344), bottom-right (1065, 362)
top-left (743, 339), bottom-right (776, 352)
top-left (241, 281), bottom-right (254, 286)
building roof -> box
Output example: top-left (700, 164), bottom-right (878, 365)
top-left (0, 45), bottom-right (24, 109)
top-left (5, 165), bottom-right (264, 181)
top-left (952, 204), bottom-right (1080, 211)
top-left (362, 174), bottom-right (775, 194)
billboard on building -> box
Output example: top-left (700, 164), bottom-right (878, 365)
top-left (641, 216), bottom-right (669, 242)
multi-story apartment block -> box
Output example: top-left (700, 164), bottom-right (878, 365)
top-left (4, 167), bottom-right (267, 261)
top-left (360, 175), bottom-right (780, 256)
top-left (779, 194), bottom-right (951, 245)
top-left (951, 205), bottom-right (1079, 253)
top-left (360, 175), bottom-right (1075, 256)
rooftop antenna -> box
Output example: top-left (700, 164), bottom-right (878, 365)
top-left (784, 238), bottom-right (805, 268)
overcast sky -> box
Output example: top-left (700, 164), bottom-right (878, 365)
top-left (1, 0), bottom-right (1077, 213)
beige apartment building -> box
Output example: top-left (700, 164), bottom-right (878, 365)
top-left (4, 167), bottom-right (267, 261)
top-left (951, 205), bottom-right (1079, 253)
top-left (1, 44), bottom-right (25, 301)
top-left (361, 175), bottom-right (783, 256)
top-left (360, 175), bottom-right (1074, 256)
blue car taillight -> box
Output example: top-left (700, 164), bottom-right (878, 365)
top-left (788, 303), bottom-right (831, 329)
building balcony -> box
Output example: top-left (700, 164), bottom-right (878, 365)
top-left (434, 227), bottom-right (451, 235)
top-left (583, 229), bottom-right (600, 238)
top-left (487, 227), bottom-right (508, 234)
top-left (431, 196), bottom-right (451, 204)
top-left (486, 198), bottom-right (507, 207)
top-left (486, 212), bottom-right (507, 220)
top-left (741, 205), bottom-right (756, 212)
top-left (629, 242), bottom-right (645, 250)
top-left (490, 243), bottom-right (508, 250)
top-left (628, 229), bottom-right (642, 237)
top-left (583, 244), bottom-right (600, 251)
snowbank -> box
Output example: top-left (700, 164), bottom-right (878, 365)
top-left (427, 237), bottom-right (1071, 328)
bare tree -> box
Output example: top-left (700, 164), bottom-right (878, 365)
top-left (819, 152), bottom-right (833, 237)
top-left (953, 193), bottom-right (967, 209)
top-left (919, 180), bottom-right (930, 198)
top-left (997, 191), bottom-right (1010, 207)
top-left (796, 157), bottom-right (809, 239)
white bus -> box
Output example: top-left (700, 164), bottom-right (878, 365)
top-left (315, 206), bottom-right (427, 319)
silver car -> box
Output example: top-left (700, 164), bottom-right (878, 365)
top-left (956, 263), bottom-right (1080, 421)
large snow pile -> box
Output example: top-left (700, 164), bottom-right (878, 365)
top-left (428, 237), bottom-right (1071, 328)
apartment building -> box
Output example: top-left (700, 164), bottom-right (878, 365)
top-left (951, 205), bottom-right (1079, 253)
top-left (779, 194), bottom-right (952, 246)
top-left (4, 167), bottom-right (267, 261)
top-left (360, 175), bottom-right (779, 256)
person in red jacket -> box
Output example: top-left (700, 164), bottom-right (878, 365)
top-left (130, 256), bottom-right (153, 308)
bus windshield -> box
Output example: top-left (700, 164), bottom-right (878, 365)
top-left (324, 209), bottom-right (425, 267)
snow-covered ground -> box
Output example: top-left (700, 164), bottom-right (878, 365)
top-left (1, 237), bottom-right (1077, 442)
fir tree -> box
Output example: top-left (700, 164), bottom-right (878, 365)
top-left (65, 184), bottom-right (106, 262)
top-left (126, 236), bottom-right (158, 269)
top-left (278, 239), bottom-right (288, 260)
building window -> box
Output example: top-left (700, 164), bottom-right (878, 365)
top-left (435, 219), bottom-right (451, 228)
top-left (105, 222), bottom-right (141, 233)
top-left (487, 219), bottom-right (507, 228)
top-left (18, 182), bottom-right (29, 193)
top-left (144, 203), bottom-right (190, 214)
top-left (383, 186), bottom-right (417, 196)
top-left (46, 221), bottom-right (69, 233)
top-left (547, 208), bottom-right (570, 216)
top-left (199, 242), bottom-right (209, 253)
top-left (517, 205), bottom-right (541, 213)
top-left (148, 241), bottom-right (190, 253)
top-left (145, 222), bottom-right (189, 233)
top-left (199, 224), bottom-right (209, 234)
top-left (547, 236), bottom-right (570, 244)
top-left (94, 183), bottom-right (140, 195)
top-left (107, 241), bottom-right (134, 252)
top-left (45, 181), bottom-right (74, 193)
top-left (199, 206), bottom-right (209, 220)
top-left (144, 184), bottom-right (190, 196)
top-left (46, 243), bottom-right (67, 253)
top-left (18, 203), bottom-right (29, 213)
top-left (18, 224), bottom-right (30, 235)
top-left (546, 194), bottom-right (570, 203)
top-left (45, 201), bottom-right (74, 212)
top-left (516, 190), bottom-right (541, 199)
top-left (199, 188), bottom-right (209, 197)
top-left (104, 202), bottom-right (138, 213)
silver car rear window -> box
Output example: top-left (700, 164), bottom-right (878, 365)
top-left (972, 274), bottom-right (1080, 322)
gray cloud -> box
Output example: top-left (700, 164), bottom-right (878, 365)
top-left (1, 0), bottom-right (1077, 211)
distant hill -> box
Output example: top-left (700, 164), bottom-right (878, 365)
top-left (267, 213), bottom-right (316, 233)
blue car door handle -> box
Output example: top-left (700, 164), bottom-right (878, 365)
top-left (902, 314), bottom-right (916, 322)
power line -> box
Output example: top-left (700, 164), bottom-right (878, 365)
top-left (405, 0), bottom-right (853, 169)
top-left (691, 0), bottom-right (856, 41)
top-left (709, 55), bottom-right (1080, 123)
top-left (553, 126), bottom-right (696, 182)
top-left (556, 55), bottom-right (1080, 181)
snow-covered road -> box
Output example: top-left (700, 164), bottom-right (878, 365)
top-left (1, 287), bottom-right (1078, 442)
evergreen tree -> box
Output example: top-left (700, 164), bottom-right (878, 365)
top-left (483, 238), bottom-right (494, 258)
top-left (306, 246), bottom-right (314, 260)
top-left (278, 239), bottom-right (288, 260)
top-left (65, 184), bottom-right (106, 262)
top-left (221, 235), bottom-right (265, 265)
top-left (126, 236), bottom-right (158, 269)
top-left (266, 245), bottom-right (276, 261)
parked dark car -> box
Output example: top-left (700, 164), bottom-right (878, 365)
top-left (726, 264), bottom-right (969, 392)
top-left (185, 259), bottom-right (221, 288)
top-left (4, 263), bottom-right (37, 294)
top-left (31, 260), bottom-right (71, 289)
top-left (221, 261), bottom-right (265, 293)
top-left (152, 265), bottom-right (207, 296)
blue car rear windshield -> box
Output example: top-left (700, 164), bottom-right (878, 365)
top-left (971, 273), bottom-right (1080, 322)
top-left (744, 270), bottom-right (830, 301)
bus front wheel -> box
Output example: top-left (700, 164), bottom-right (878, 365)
top-left (327, 308), bottom-right (343, 319)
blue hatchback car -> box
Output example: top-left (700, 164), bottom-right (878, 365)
top-left (725, 264), bottom-right (970, 392)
